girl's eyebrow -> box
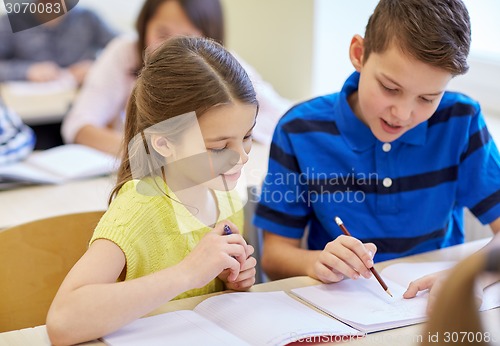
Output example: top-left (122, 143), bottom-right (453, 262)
top-left (205, 120), bottom-right (257, 142)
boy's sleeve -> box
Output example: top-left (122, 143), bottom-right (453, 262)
top-left (253, 118), bottom-right (311, 239)
top-left (0, 103), bottom-right (35, 165)
top-left (457, 106), bottom-right (500, 224)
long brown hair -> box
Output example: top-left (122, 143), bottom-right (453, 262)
top-left (363, 0), bottom-right (471, 75)
top-left (110, 36), bottom-right (257, 202)
top-left (135, 0), bottom-right (224, 71)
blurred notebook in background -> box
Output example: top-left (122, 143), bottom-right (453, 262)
top-left (0, 76), bottom-right (77, 125)
top-left (0, 144), bottom-right (117, 187)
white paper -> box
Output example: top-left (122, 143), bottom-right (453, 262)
top-left (3, 75), bottom-right (76, 96)
top-left (104, 310), bottom-right (249, 346)
top-left (0, 144), bottom-right (117, 184)
top-left (292, 278), bottom-right (427, 333)
top-left (103, 291), bottom-right (362, 346)
top-left (380, 261), bottom-right (456, 286)
top-left (381, 261), bottom-right (500, 311)
top-left (292, 261), bottom-right (500, 333)
top-left (193, 291), bottom-right (361, 345)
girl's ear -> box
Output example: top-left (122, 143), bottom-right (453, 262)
top-left (151, 135), bottom-right (172, 158)
top-left (349, 35), bottom-right (365, 72)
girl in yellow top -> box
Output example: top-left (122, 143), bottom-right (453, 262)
top-left (47, 36), bottom-right (258, 345)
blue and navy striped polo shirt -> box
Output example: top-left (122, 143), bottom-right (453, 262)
top-left (254, 72), bottom-right (500, 261)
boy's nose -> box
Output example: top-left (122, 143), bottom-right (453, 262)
top-left (391, 103), bottom-right (412, 123)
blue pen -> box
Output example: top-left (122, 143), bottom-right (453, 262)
top-left (223, 225), bottom-right (238, 260)
top-left (223, 225), bottom-right (232, 235)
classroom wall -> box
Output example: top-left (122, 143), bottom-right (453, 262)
top-left (77, 0), bottom-right (500, 117)
top-left (80, 0), bottom-right (315, 102)
top-left (79, 0), bottom-right (143, 34)
top-left (311, 0), bottom-right (378, 96)
top-left (221, 0), bottom-right (314, 102)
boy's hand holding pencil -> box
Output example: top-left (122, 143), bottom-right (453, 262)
top-left (310, 218), bottom-right (378, 286)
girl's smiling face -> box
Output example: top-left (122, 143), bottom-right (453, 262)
top-left (155, 102), bottom-right (257, 192)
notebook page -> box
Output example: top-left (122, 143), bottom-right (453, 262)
top-left (381, 262), bottom-right (500, 311)
top-left (193, 291), bottom-right (362, 346)
top-left (481, 283), bottom-right (500, 311)
top-left (103, 310), bottom-right (249, 346)
top-left (0, 161), bottom-right (61, 184)
top-left (292, 278), bottom-right (427, 333)
top-left (3, 75), bottom-right (76, 96)
top-left (26, 145), bottom-right (117, 182)
top-left (380, 261), bottom-right (456, 287)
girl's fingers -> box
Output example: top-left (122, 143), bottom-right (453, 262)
top-left (226, 258), bottom-right (241, 282)
top-left (226, 243), bottom-right (247, 265)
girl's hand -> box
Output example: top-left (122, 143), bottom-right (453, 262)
top-left (181, 222), bottom-right (248, 289)
top-left (218, 244), bottom-right (257, 291)
top-left (311, 235), bottom-right (377, 283)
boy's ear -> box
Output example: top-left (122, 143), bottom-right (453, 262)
top-left (151, 134), bottom-right (173, 158)
top-left (349, 35), bottom-right (365, 72)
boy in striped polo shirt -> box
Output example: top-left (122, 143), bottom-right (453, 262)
top-left (254, 0), bottom-right (500, 300)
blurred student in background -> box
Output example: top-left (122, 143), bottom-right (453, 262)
top-left (0, 98), bottom-right (35, 165)
top-left (61, 0), bottom-right (291, 156)
top-left (0, 2), bottom-right (117, 84)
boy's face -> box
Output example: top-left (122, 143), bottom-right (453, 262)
top-left (349, 36), bottom-right (453, 143)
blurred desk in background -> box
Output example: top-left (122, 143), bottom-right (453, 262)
top-left (0, 80), bottom-right (77, 149)
top-left (0, 176), bottom-right (113, 229)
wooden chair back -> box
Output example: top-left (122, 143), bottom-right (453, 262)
top-left (0, 211), bottom-right (104, 332)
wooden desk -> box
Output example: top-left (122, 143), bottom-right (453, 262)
top-left (0, 177), bottom-right (113, 229)
top-left (0, 238), bottom-right (495, 346)
top-left (0, 141), bottom-right (270, 229)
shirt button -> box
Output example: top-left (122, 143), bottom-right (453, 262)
top-left (383, 177), bottom-right (392, 187)
top-left (382, 143), bottom-right (391, 152)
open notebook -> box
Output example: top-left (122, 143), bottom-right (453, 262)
top-left (292, 261), bottom-right (500, 333)
top-left (0, 144), bottom-right (117, 186)
top-left (103, 291), bottom-right (362, 346)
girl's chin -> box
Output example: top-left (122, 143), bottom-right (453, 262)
top-left (203, 177), bottom-right (239, 191)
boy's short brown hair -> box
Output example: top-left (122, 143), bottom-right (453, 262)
top-left (363, 0), bottom-right (471, 75)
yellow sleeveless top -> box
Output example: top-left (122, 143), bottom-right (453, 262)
top-left (90, 179), bottom-right (244, 300)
